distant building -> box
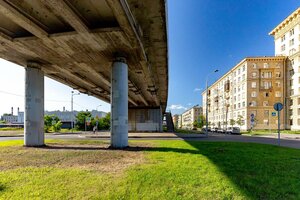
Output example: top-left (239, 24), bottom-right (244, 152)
top-left (172, 114), bottom-right (182, 129)
top-left (1, 107), bottom-right (23, 124)
top-left (181, 106), bottom-right (202, 129)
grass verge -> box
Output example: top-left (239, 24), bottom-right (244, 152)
top-left (0, 139), bottom-right (299, 199)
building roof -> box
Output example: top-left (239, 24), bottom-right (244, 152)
top-left (269, 7), bottom-right (300, 36)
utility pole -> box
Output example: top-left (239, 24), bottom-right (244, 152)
top-left (71, 91), bottom-right (80, 133)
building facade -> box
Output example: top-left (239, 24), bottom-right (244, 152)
top-left (181, 106), bottom-right (202, 129)
top-left (202, 57), bottom-right (286, 131)
top-left (270, 7), bottom-right (300, 130)
top-left (172, 114), bottom-right (182, 129)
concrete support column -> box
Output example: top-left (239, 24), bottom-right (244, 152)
top-left (111, 57), bottom-right (128, 148)
top-left (24, 63), bottom-right (44, 146)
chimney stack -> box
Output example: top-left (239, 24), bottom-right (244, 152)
top-left (11, 107), bottom-right (13, 115)
top-left (17, 107), bottom-right (19, 114)
top-left (63, 106), bottom-right (65, 112)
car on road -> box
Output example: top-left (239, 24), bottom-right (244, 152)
top-left (226, 127), bottom-right (241, 135)
top-left (217, 128), bottom-right (225, 134)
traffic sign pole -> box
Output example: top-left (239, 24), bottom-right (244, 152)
top-left (273, 102), bottom-right (283, 146)
top-left (278, 110), bottom-right (280, 146)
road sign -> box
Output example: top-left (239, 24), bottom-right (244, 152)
top-left (273, 102), bottom-right (283, 111)
top-left (272, 112), bottom-right (276, 116)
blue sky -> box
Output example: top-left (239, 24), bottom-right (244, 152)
top-left (168, 0), bottom-right (300, 114)
top-left (1, 1), bottom-right (300, 116)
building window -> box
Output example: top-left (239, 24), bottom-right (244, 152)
top-left (242, 74), bottom-right (245, 81)
top-left (289, 69), bottom-right (294, 76)
top-left (242, 65), bottom-right (245, 72)
top-left (264, 110), bottom-right (269, 117)
top-left (238, 103), bottom-right (241, 108)
top-left (298, 108), bottom-right (300, 116)
top-left (242, 102), bottom-right (245, 107)
top-left (263, 101), bottom-right (269, 106)
top-left (264, 92), bottom-right (269, 97)
top-left (262, 81), bottom-right (272, 89)
top-left (290, 79), bottom-right (293, 86)
top-left (253, 63), bottom-right (257, 69)
top-left (234, 104), bottom-right (236, 109)
top-left (290, 39), bottom-right (295, 46)
top-left (281, 44), bottom-right (285, 51)
top-left (252, 72), bottom-right (257, 78)
top-left (281, 35), bottom-right (285, 42)
top-left (275, 72), bottom-right (281, 78)
top-left (251, 91), bottom-right (257, 97)
top-left (276, 63), bottom-right (281, 68)
top-left (250, 101), bottom-right (257, 107)
top-left (251, 82), bottom-right (256, 88)
top-left (238, 69), bottom-right (241, 75)
top-left (275, 91), bottom-right (281, 97)
top-left (291, 89), bottom-right (294, 96)
top-left (275, 81), bottom-right (281, 87)
top-left (298, 98), bottom-right (300, 105)
top-left (290, 28), bottom-right (294, 36)
top-left (263, 63), bottom-right (269, 68)
top-left (261, 72), bottom-right (272, 78)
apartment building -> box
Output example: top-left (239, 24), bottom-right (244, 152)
top-left (269, 7), bottom-right (300, 130)
top-left (181, 106), bottom-right (202, 129)
top-left (202, 57), bottom-right (286, 131)
top-left (172, 114), bottom-right (182, 129)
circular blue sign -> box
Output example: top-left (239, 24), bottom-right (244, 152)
top-left (273, 102), bottom-right (283, 111)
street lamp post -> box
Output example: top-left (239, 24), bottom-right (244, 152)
top-left (206, 69), bottom-right (219, 136)
top-left (71, 91), bottom-right (80, 132)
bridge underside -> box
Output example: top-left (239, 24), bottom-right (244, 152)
top-left (0, 0), bottom-right (168, 110)
top-left (0, 0), bottom-right (168, 147)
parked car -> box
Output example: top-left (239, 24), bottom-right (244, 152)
top-left (217, 128), bottom-right (225, 133)
top-left (226, 127), bottom-right (240, 134)
top-left (211, 127), bottom-right (218, 132)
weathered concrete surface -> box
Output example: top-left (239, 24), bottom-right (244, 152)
top-left (24, 64), bottom-right (44, 146)
top-left (0, 0), bottom-right (168, 111)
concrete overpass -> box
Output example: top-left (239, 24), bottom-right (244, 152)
top-left (0, 0), bottom-right (168, 148)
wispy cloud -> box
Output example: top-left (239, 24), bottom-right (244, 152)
top-left (168, 104), bottom-right (187, 110)
top-left (187, 103), bottom-right (192, 106)
top-left (194, 88), bottom-right (203, 92)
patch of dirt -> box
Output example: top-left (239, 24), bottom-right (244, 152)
top-left (0, 142), bottom-right (153, 174)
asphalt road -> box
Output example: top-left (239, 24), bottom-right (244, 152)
top-left (1, 132), bottom-right (299, 149)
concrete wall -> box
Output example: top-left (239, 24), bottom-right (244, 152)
top-left (128, 108), bottom-right (162, 132)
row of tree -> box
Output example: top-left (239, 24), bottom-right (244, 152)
top-left (193, 115), bottom-right (245, 129)
top-left (44, 111), bottom-right (111, 132)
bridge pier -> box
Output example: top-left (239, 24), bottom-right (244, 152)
top-left (110, 57), bottom-right (128, 148)
top-left (24, 63), bottom-right (45, 147)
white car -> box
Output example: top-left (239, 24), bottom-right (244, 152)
top-left (226, 127), bottom-right (240, 135)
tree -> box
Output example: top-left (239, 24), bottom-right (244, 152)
top-left (75, 111), bottom-right (93, 131)
top-left (44, 114), bottom-right (62, 133)
top-left (230, 119), bottom-right (236, 128)
top-left (194, 115), bottom-right (205, 128)
top-left (98, 112), bottom-right (110, 130)
top-left (236, 115), bottom-right (244, 128)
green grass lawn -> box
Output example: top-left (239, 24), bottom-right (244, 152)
top-left (242, 129), bottom-right (300, 135)
top-left (0, 139), bottom-right (299, 199)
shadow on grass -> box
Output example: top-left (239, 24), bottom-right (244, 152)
top-left (144, 141), bottom-right (300, 199)
top-left (33, 145), bottom-right (151, 152)
top-left (0, 184), bottom-right (5, 192)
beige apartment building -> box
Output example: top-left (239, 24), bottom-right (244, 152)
top-left (269, 7), bottom-right (300, 130)
top-left (202, 56), bottom-right (286, 131)
top-left (172, 114), bottom-right (182, 129)
top-left (181, 106), bottom-right (202, 129)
